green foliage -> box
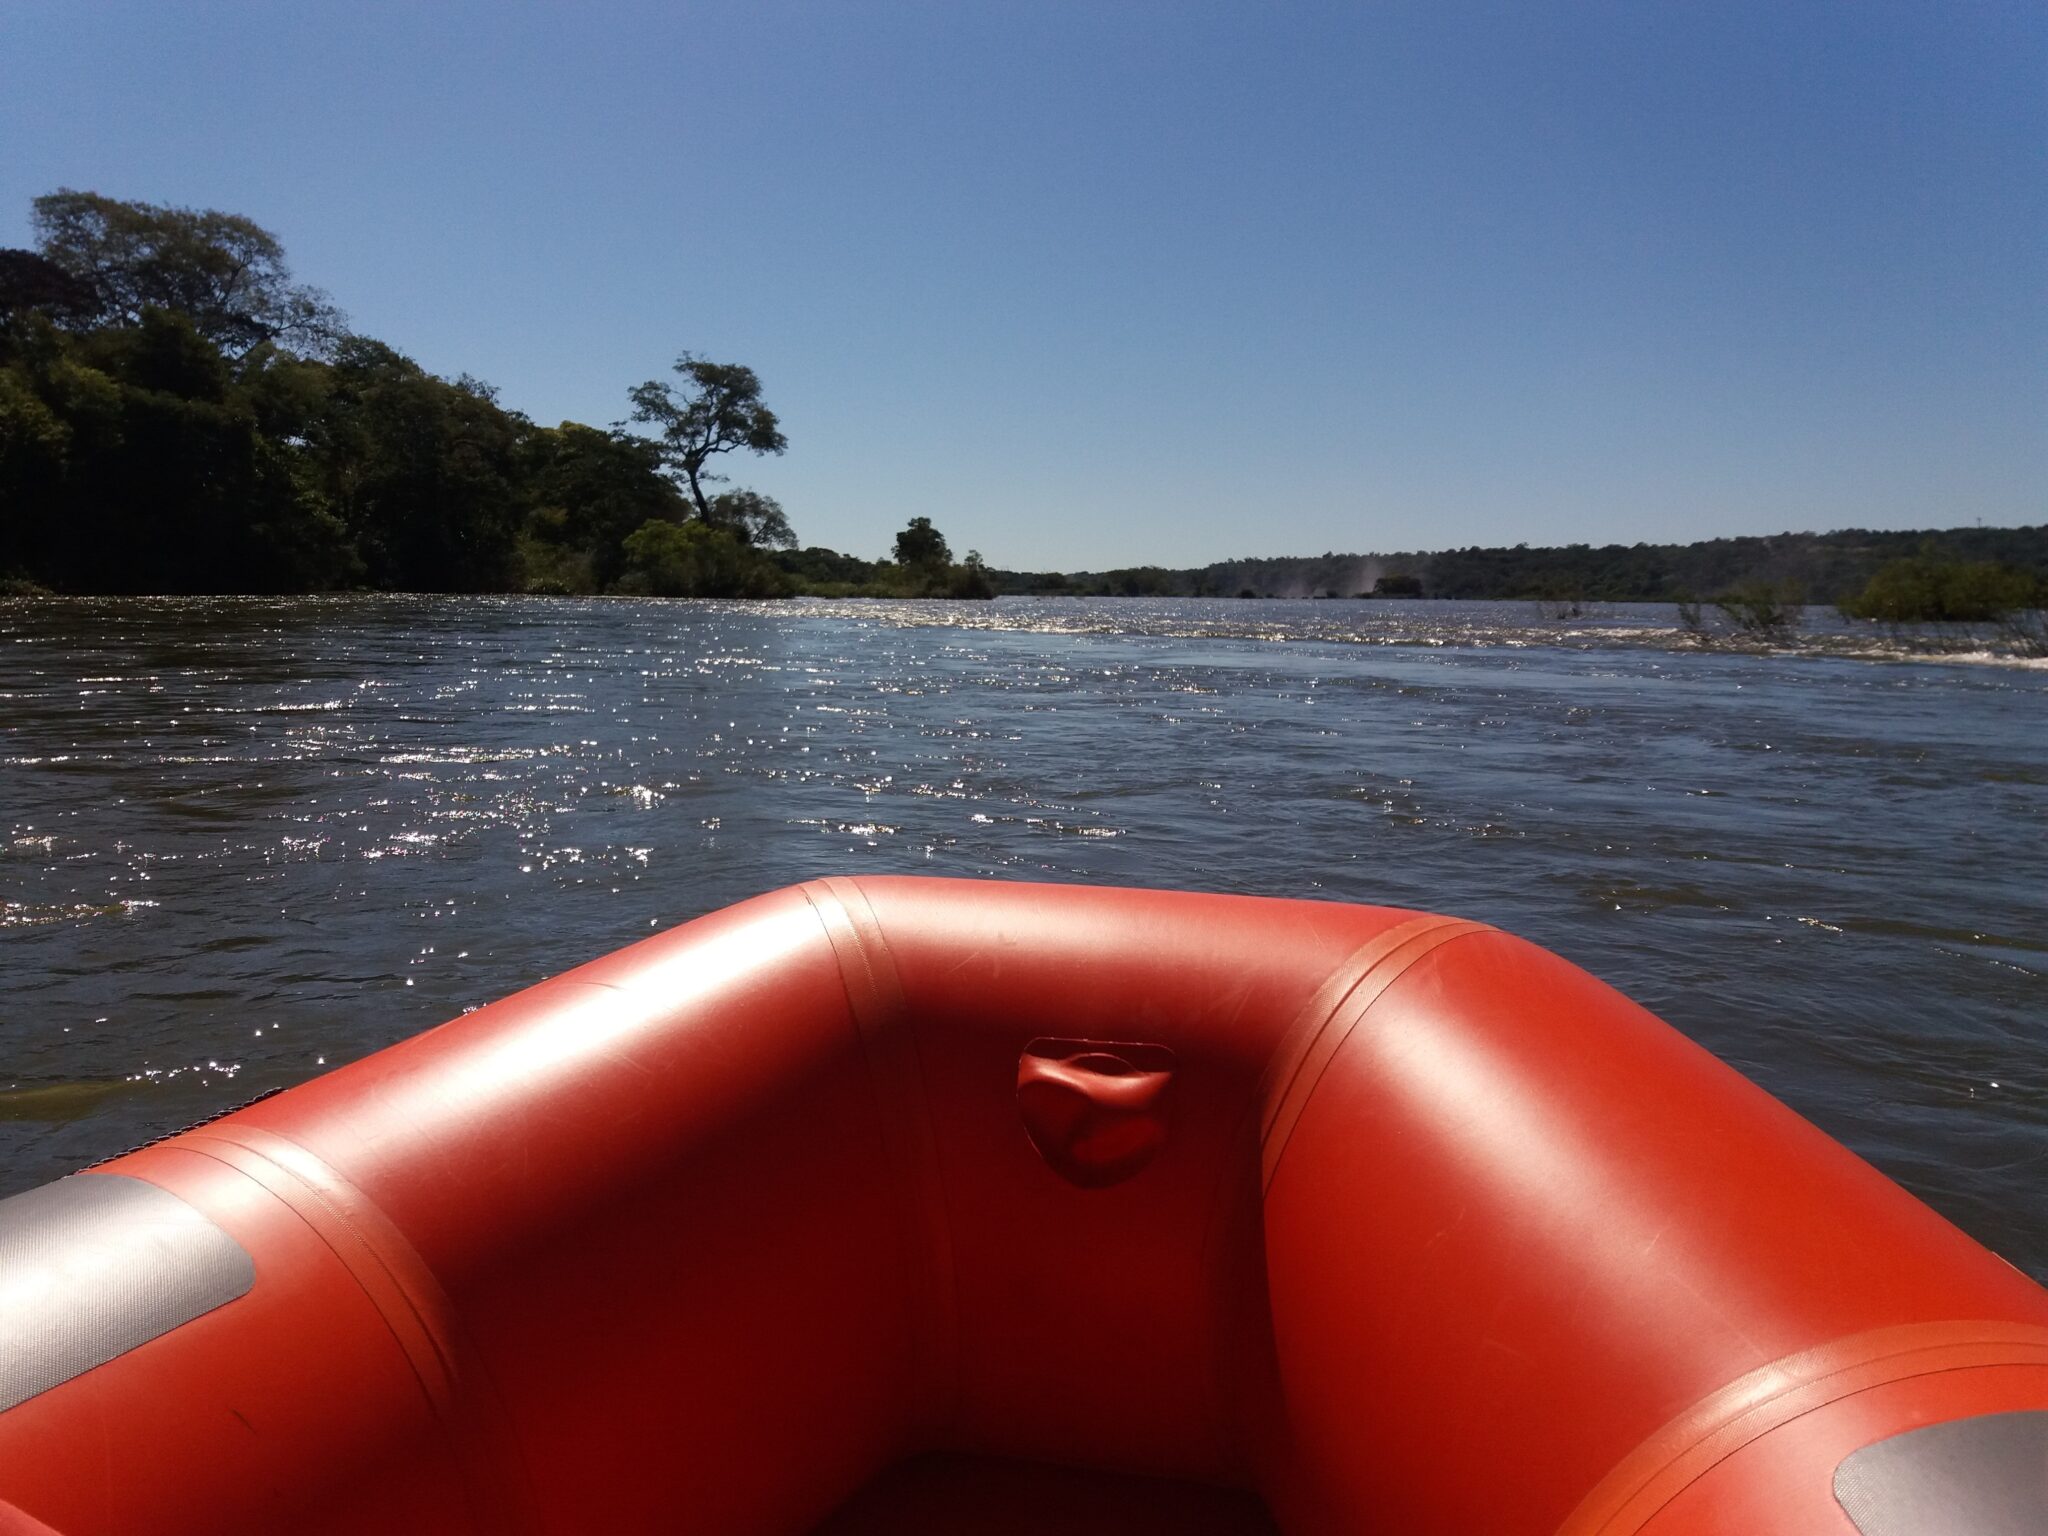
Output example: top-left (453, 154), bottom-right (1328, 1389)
top-left (0, 190), bottom-right (814, 598)
top-left (627, 354), bottom-right (787, 521)
top-left (0, 306), bottom-right (351, 592)
top-left (947, 550), bottom-right (996, 599)
top-left (1714, 581), bottom-right (1804, 641)
top-left (774, 544), bottom-right (886, 589)
top-left (1372, 573), bottom-right (1423, 597)
top-left (30, 190), bottom-right (343, 356)
top-left (1079, 566), bottom-right (1175, 596)
top-left (0, 249), bottom-right (97, 325)
top-left (302, 338), bottom-right (526, 591)
top-left (1839, 555), bottom-right (2042, 626)
top-left (877, 519), bottom-right (996, 598)
top-left (618, 519), bottom-right (790, 598)
top-left (0, 362), bottom-right (70, 576)
top-left (767, 526), bottom-right (994, 601)
top-left (517, 423), bottom-right (685, 589)
top-left (1132, 528), bottom-right (2048, 607)
top-left (1530, 572), bottom-right (1589, 619)
top-left (706, 489), bottom-right (795, 549)
top-left (892, 516), bottom-right (950, 569)
top-left (513, 529), bottom-right (598, 596)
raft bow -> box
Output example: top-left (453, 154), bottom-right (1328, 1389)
top-left (2, 878), bottom-right (2043, 1534)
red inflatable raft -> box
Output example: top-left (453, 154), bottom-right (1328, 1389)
top-left (3, 878), bottom-right (2045, 1535)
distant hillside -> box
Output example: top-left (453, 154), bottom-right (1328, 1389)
top-left (991, 524), bottom-right (2048, 602)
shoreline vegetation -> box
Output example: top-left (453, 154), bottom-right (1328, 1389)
top-left (2, 192), bottom-right (2042, 655)
top-left (988, 526), bottom-right (2048, 657)
top-left (0, 191), bottom-right (996, 607)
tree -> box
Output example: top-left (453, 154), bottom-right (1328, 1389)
top-left (305, 338), bottom-right (525, 591)
top-left (1714, 580), bottom-right (1804, 641)
top-left (517, 423), bottom-right (686, 588)
top-left (948, 549), bottom-right (995, 599)
top-left (0, 249), bottom-right (97, 325)
top-left (0, 356), bottom-right (73, 580)
top-left (0, 306), bottom-right (355, 592)
top-left (30, 190), bottom-right (344, 357)
top-left (626, 353), bottom-right (787, 522)
top-left (706, 488), bottom-right (795, 548)
top-left (618, 519), bottom-right (789, 598)
top-left (1839, 555), bottom-right (2040, 626)
top-left (892, 516), bottom-right (950, 569)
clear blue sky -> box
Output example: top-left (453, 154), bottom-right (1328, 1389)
top-left (3, 1), bottom-right (2041, 569)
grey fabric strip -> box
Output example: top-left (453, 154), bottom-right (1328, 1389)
top-left (0, 1173), bottom-right (253, 1413)
top-left (1835, 1409), bottom-right (2048, 1536)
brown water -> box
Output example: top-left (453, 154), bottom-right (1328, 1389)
top-left (3, 595), bottom-right (2044, 1275)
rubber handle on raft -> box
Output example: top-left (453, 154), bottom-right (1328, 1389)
top-left (1016, 1040), bottom-right (1176, 1189)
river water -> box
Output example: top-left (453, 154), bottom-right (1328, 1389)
top-left (3, 595), bottom-right (2044, 1275)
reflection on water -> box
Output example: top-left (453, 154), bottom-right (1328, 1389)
top-left (2, 594), bottom-right (2045, 1275)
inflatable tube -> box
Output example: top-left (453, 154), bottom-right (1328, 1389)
top-left (1, 877), bottom-right (2044, 1535)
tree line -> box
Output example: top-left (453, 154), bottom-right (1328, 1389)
top-left (0, 190), bottom-right (991, 600)
top-left (6, 191), bottom-right (2034, 620)
top-left (999, 525), bottom-right (2047, 612)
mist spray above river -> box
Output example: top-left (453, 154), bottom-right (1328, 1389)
top-left (2, 595), bottom-right (2044, 1275)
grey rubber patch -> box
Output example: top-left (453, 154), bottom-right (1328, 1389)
top-left (0, 1173), bottom-right (253, 1413)
top-left (1834, 1409), bottom-right (2048, 1536)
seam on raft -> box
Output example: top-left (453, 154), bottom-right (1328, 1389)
top-left (1552, 1318), bottom-right (2048, 1536)
top-left (168, 1128), bottom-right (537, 1536)
top-left (1195, 913), bottom-right (1490, 1469)
top-left (1258, 917), bottom-right (1494, 1193)
top-left (801, 877), bottom-right (962, 1444)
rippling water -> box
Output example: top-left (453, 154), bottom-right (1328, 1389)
top-left (4, 595), bottom-right (2044, 1275)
